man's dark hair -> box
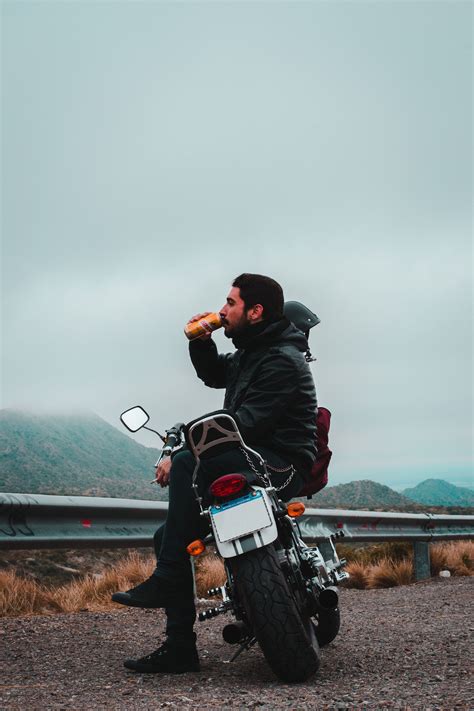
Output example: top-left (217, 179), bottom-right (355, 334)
top-left (232, 273), bottom-right (284, 321)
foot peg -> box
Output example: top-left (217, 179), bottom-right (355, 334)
top-left (198, 601), bottom-right (232, 622)
top-left (199, 607), bottom-right (222, 621)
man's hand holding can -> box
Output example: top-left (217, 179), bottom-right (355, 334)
top-left (184, 312), bottom-right (222, 341)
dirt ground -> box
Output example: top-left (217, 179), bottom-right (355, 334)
top-left (1, 576), bottom-right (472, 709)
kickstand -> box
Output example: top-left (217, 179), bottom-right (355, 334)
top-left (226, 636), bottom-right (257, 663)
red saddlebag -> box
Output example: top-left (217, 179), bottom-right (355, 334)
top-left (299, 407), bottom-right (332, 499)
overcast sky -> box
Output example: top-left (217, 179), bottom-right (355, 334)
top-left (1, 1), bottom-right (472, 489)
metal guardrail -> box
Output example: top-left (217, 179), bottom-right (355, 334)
top-left (0, 493), bottom-right (169, 550)
top-left (298, 508), bottom-right (474, 543)
top-left (1, 492), bottom-right (473, 550)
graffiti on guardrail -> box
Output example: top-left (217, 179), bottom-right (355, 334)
top-left (359, 520), bottom-right (382, 531)
top-left (104, 526), bottom-right (151, 536)
top-left (0, 494), bottom-right (37, 538)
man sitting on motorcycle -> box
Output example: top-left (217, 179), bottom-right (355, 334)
top-left (112, 273), bottom-right (318, 674)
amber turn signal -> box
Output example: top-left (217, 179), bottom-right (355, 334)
top-left (287, 502), bottom-right (305, 518)
top-left (186, 539), bottom-right (206, 556)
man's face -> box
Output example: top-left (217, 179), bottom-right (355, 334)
top-left (219, 287), bottom-right (252, 338)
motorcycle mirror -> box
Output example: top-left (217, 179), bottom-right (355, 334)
top-left (120, 406), bottom-right (150, 432)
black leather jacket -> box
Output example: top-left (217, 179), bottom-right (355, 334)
top-left (189, 318), bottom-right (318, 476)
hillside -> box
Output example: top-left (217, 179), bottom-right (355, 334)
top-left (2, 411), bottom-right (471, 511)
top-left (307, 479), bottom-right (415, 510)
top-left (0, 410), bottom-right (167, 501)
top-left (402, 479), bottom-right (474, 507)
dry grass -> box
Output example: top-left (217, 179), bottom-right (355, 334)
top-left (343, 561), bottom-right (370, 589)
top-left (366, 558), bottom-right (414, 588)
top-left (0, 550), bottom-right (225, 617)
top-left (0, 552), bottom-right (155, 617)
top-left (52, 552), bottom-right (156, 613)
top-left (344, 556), bottom-right (414, 589)
top-left (194, 553), bottom-right (226, 597)
top-left (0, 570), bottom-right (61, 617)
top-left (337, 542), bottom-right (413, 566)
top-left (342, 540), bottom-right (473, 589)
top-left (430, 540), bottom-right (474, 577)
top-left (2, 541), bottom-right (472, 616)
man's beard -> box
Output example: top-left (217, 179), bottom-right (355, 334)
top-left (223, 313), bottom-right (251, 338)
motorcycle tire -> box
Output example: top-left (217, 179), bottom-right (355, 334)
top-left (315, 607), bottom-right (341, 647)
top-left (229, 544), bottom-right (321, 682)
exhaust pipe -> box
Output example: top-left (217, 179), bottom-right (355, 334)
top-left (222, 622), bottom-right (250, 645)
top-left (318, 586), bottom-right (339, 611)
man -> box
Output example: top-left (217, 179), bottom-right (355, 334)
top-left (112, 273), bottom-right (318, 674)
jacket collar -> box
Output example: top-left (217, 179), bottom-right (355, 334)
top-left (232, 317), bottom-right (292, 351)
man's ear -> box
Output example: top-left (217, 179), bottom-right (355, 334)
top-left (248, 303), bottom-right (264, 322)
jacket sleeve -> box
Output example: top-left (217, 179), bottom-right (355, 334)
top-left (232, 353), bottom-right (297, 443)
top-left (189, 338), bottom-right (233, 389)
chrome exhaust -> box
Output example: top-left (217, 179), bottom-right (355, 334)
top-left (318, 586), bottom-right (339, 610)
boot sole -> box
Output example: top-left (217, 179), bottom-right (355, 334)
top-left (111, 592), bottom-right (193, 608)
top-left (111, 592), bottom-right (162, 608)
top-left (124, 661), bottom-right (200, 674)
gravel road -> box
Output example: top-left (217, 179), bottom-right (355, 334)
top-left (1, 577), bottom-right (472, 710)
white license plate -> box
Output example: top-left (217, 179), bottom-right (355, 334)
top-left (210, 490), bottom-right (273, 543)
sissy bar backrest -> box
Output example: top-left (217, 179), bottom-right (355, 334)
top-left (185, 410), bottom-right (266, 486)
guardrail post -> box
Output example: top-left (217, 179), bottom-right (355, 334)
top-left (413, 541), bottom-right (431, 580)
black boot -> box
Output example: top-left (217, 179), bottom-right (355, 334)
top-left (111, 574), bottom-right (193, 609)
top-left (124, 639), bottom-right (200, 674)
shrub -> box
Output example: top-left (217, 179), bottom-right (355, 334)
top-left (1, 541), bottom-right (472, 617)
top-left (366, 558), bottom-right (414, 588)
top-left (336, 542), bottom-right (413, 566)
top-left (0, 571), bottom-right (60, 617)
top-left (430, 540), bottom-right (473, 577)
top-left (429, 544), bottom-right (449, 576)
top-left (52, 551), bottom-right (156, 612)
top-left (343, 561), bottom-right (369, 589)
top-left (194, 553), bottom-right (226, 597)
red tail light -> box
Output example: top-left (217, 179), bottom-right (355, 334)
top-left (209, 473), bottom-right (247, 498)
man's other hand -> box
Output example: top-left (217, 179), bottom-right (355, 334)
top-left (187, 312), bottom-right (213, 340)
top-left (154, 456), bottom-right (172, 487)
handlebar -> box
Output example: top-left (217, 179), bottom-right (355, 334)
top-left (161, 422), bottom-right (185, 457)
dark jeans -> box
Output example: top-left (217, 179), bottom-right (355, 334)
top-left (153, 446), bottom-right (303, 646)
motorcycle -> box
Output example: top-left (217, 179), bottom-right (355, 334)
top-left (120, 405), bottom-right (348, 683)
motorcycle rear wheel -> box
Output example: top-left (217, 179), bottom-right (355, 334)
top-left (229, 544), bottom-right (321, 682)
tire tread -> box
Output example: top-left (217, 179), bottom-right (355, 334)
top-left (230, 545), bottom-right (320, 682)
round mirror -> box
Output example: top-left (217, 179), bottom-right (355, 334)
top-left (120, 406), bottom-right (150, 432)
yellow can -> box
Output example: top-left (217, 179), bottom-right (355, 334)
top-left (184, 312), bottom-right (223, 340)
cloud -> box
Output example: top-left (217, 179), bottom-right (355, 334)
top-left (1, 1), bottom-right (472, 487)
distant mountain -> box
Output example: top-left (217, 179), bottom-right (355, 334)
top-left (308, 479), bottom-right (415, 510)
top-left (0, 410), bottom-right (167, 501)
top-left (2, 411), bottom-right (471, 512)
top-left (402, 479), bottom-right (474, 507)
